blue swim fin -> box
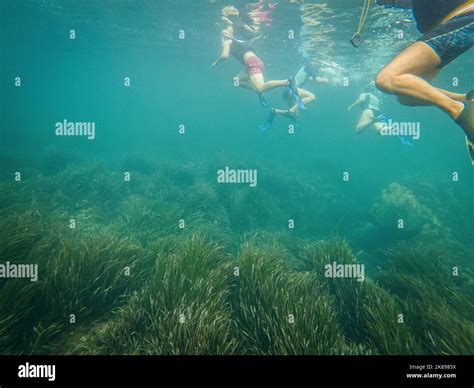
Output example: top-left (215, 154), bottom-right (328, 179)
top-left (398, 136), bottom-right (413, 146)
top-left (377, 115), bottom-right (412, 145)
top-left (259, 109), bottom-right (276, 131)
top-left (288, 77), bottom-right (306, 110)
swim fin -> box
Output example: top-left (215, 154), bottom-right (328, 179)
top-left (398, 136), bottom-right (413, 146)
top-left (288, 77), bottom-right (306, 110)
top-left (466, 90), bottom-right (474, 102)
top-left (466, 137), bottom-right (474, 166)
top-left (456, 101), bottom-right (474, 142)
top-left (377, 114), bottom-right (390, 123)
top-left (259, 109), bottom-right (276, 131)
top-left (259, 93), bottom-right (269, 109)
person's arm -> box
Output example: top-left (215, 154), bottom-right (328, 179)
top-left (314, 76), bottom-right (329, 84)
top-left (348, 96), bottom-right (364, 111)
top-left (212, 39), bottom-right (232, 68)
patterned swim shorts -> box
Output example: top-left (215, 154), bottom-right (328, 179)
top-left (419, 12), bottom-right (474, 67)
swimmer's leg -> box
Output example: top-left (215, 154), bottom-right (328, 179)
top-left (423, 68), bottom-right (468, 102)
top-left (234, 71), bottom-right (256, 91)
top-left (355, 109), bottom-right (375, 134)
top-left (288, 88), bottom-right (315, 113)
top-left (272, 108), bottom-right (298, 121)
top-left (375, 42), bottom-right (465, 121)
top-left (250, 73), bottom-right (289, 94)
top-left (373, 121), bottom-right (387, 135)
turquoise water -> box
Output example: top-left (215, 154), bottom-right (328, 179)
top-left (0, 1), bottom-right (473, 355)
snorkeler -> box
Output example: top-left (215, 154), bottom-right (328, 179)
top-left (259, 59), bottom-right (329, 131)
top-left (284, 60), bottom-right (329, 112)
top-left (374, 0), bottom-right (474, 163)
top-left (348, 81), bottom-right (388, 135)
top-left (213, 6), bottom-right (303, 110)
top-left (348, 82), bottom-right (415, 144)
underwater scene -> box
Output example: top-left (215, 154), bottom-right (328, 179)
top-left (0, 0), bottom-right (473, 356)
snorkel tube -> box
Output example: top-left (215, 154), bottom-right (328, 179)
top-left (351, 0), bottom-right (413, 47)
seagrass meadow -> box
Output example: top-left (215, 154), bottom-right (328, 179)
top-left (0, 151), bottom-right (473, 355)
top-left (1, 0), bottom-right (473, 356)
